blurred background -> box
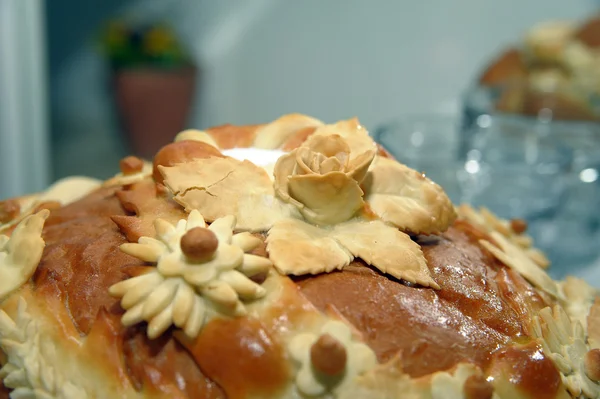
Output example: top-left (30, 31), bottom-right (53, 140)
top-left (1, 0), bottom-right (599, 281)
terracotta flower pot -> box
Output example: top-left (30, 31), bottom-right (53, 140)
top-left (113, 67), bottom-right (197, 159)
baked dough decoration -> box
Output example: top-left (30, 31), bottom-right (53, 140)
top-left (430, 363), bottom-right (493, 399)
top-left (533, 305), bottom-right (600, 398)
top-left (288, 320), bottom-right (377, 396)
top-left (161, 156), bottom-right (300, 232)
top-left (2, 113), bottom-right (598, 399)
top-left (104, 157), bottom-right (153, 187)
top-left (161, 118), bottom-right (455, 232)
top-left (363, 156), bottom-right (457, 235)
top-left (274, 131), bottom-right (376, 225)
top-left (587, 298), bottom-right (600, 350)
top-left (253, 113), bottom-right (324, 150)
top-left (0, 298), bottom-right (86, 399)
top-left (0, 177), bottom-right (101, 234)
top-left (334, 360), bottom-right (492, 399)
top-left (111, 179), bottom-right (187, 242)
top-left (0, 210), bottom-right (49, 300)
top-left (174, 128), bottom-right (220, 148)
top-left (160, 117), bottom-right (453, 287)
top-left (109, 210), bottom-right (272, 339)
top-left (480, 231), bottom-right (561, 299)
top-left (266, 218), bottom-right (437, 288)
top-left (457, 204), bottom-right (550, 269)
top-left (560, 277), bottom-right (599, 332)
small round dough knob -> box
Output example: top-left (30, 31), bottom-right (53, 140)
top-left (463, 374), bottom-right (494, 399)
top-left (510, 218), bottom-right (528, 234)
top-left (180, 227), bottom-right (219, 263)
top-left (310, 333), bottom-right (347, 376)
top-left (585, 348), bottom-right (600, 382)
top-left (119, 155), bottom-right (145, 175)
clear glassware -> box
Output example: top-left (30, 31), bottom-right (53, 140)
top-left (528, 120), bottom-right (600, 274)
top-left (374, 111), bottom-right (599, 275)
top-left (372, 115), bottom-right (464, 204)
top-left (460, 115), bottom-right (572, 221)
top-left (461, 83), bottom-right (600, 276)
top-left (461, 81), bottom-right (600, 156)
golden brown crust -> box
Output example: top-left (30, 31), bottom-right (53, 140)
top-left (295, 223), bottom-right (543, 378)
top-left (487, 342), bottom-right (563, 399)
top-left (584, 349), bottom-right (600, 382)
top-left (122, 326), bottom-right (226, 398)
top-left (463, 374), bottom-right (494, 399)
top-left (180, 317), bottom-right (291, 399)
top-left (0, 381), bottom-right (9, 399)
top-left (25, 186), bottom-right (225, 398)
top-left (34, 187), bottom-right (135, 334)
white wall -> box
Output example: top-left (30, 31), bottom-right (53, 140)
top-left (51, 0), bottom-right (598, 179)
top-left (188, 0), bottom-right (597, 128)
top-left (0, 0), bottom-right (49, 199)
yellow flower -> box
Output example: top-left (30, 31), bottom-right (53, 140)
top-left (144, 25), bottom-right (176, 56)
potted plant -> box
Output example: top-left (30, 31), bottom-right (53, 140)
top-left (100, 20), bottom-right (197, 159)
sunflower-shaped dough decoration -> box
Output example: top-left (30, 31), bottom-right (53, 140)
top-left (160, 117), bottom-right (456, 288)
top-left (289, 320), bottom-right (377, 396)
top-left (109, 210), bottom-right (272, 339)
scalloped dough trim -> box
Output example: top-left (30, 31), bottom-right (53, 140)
top-left (1, 177), bottom-right (101, 234)
top-left (588, 298), bottom-right (600, 350)
top-left (336, 361), bottom-right (488, 399)
top-left (560, 276), bottom-right (598, 332)
top-left (480, 231), bottom-right (561, 300)
top-left (0, 297), bottom-right (87, 398)
top-left (457, 204), bottom-right (550, 269)
top-left (0, 210), bottom-right (49, 300)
